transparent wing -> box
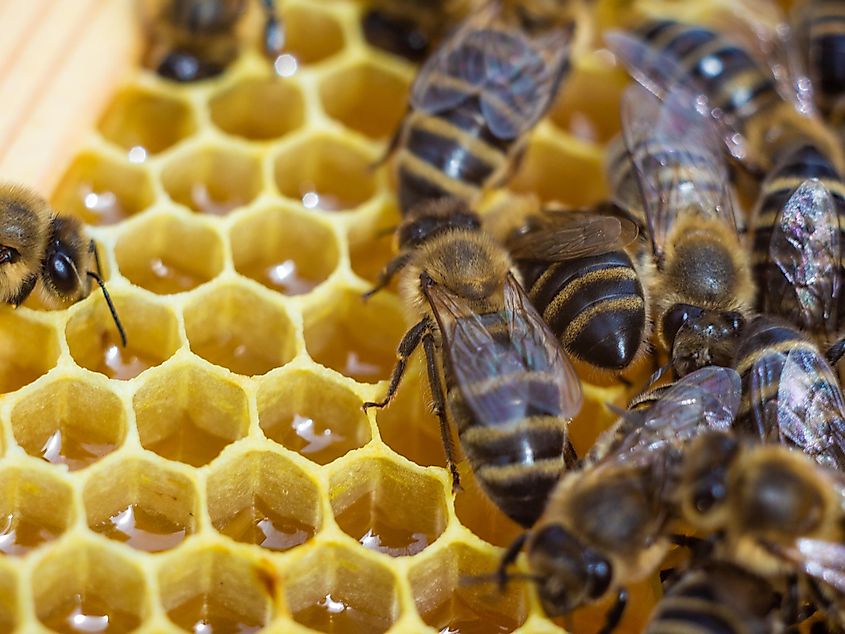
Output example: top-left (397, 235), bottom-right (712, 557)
top-left (425, 273), bottom-right (582, 426)
top-left (506, 212), bottom-right (639, 261)
top-left (782, 538), bottom-right (845, 594)
top-left (747, 350), bottom-right (784, 443)
top-left (776, 346), bottom-right (845, 470)
top-left (767, 179), bottom-right (841, 335)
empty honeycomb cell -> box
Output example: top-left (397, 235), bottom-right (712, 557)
top-left (231, 205), bottom-right (339, 296)
top-left (65, 293), bottom-right (180, 380)
top-left (319, 61), bottom-right (409, 139)
top-left (161, 144), bottom-right (263, 215)
top-left (281, 4), bottom-right (345, 66)
top-left (303, 288), bottom-right (404, 383)
top-left (207, 449), bottom-right (320, 551)
top-left (0, 466), bottom-right (73, 556)
top-left (10, 378), bottom-right (125, 471)
top-left (329, 455), bottom-right (447, 556)
top-left (349, 222), bottom-right (397, 287)
top-left (97, 86), bottom-right (196, 156)
top-left (408, 542), bottom-right (529, 633)
top-left (257, 369), bottom-right (370, 464)
top-left (133, 362), bottom-right (250, 467)
top-left (274, 135), bottom-right (376, 211)
top-left (183, 283), bottom-right (296, 376)
top-left (209, 76), bottom-right (305, 141)
top-left (50, 151), bottom-right (156, 225)
top-left (114, 212), bottom-right (225, 295)
top-left (510, 137), bottom-right (606, 207)
top-left (158, 545), bottom-right (273, 633)
top-left (285, 544), bottom-right (398, 633)
top-left (0, 311), bottom-right (59, 393)
top-left (32, 541), bottom-right (147, 633)
top-left (0, 564), bottom-right (17, 632)
top-left (83, 458), bottom-right (197, 552)
top-left (549, 61), bottom-right (627, 145)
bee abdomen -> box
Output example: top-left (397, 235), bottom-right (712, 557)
top-left (646, 600), bottom-right (744, 634)
top-left (807, 1), bottom-right (845, 114)
top-left (521, 252), bottom-right (646, 371)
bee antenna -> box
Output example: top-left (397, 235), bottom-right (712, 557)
top-left (86, 271), bottom-right (127, 348)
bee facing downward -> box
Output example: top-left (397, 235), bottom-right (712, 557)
top-left (0, 184), bottom-right (126, 346)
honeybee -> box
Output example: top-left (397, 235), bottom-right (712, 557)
top-left (495, 366), bottom-right (741, 628)
top-left (363, 197), bottom-right (582, 527)
top-left (606, 15), bottom-right (844, 175)
top-left (732, 315), bottom-right (845, 471)
top-left (0, 184), bottom-right (126, 346)
top-left (391, 0), bottom-right (574, 214)
top-left (795, 0), bottom-right (845, 127)
top-left (620, 83), bottom-right (755, 377)
top-left (645, 560), bottom-right (783, 634)
top-left (144, 0), bottom-right (284, 82)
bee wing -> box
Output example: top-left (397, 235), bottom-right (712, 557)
top-left (747, 351), bottom-right (785, 443)
top-left (506, 212), bottom-right (639, 261)
top-left (775, 346), bottom-right (845, 470)
top-left (767, 179), bottom-right (841, 335)
top-left (425, 273), bottom-right (582, 425)
top-left (603, 366), bottom-right (741, 467)
top-left (781, 538), bottom-right (845, 594)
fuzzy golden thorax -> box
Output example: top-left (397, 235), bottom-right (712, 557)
top-left (0, 184), bottom-right (52, 307)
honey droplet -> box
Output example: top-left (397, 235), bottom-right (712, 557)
top-left (0, 512), bottom-right (59, 556)
top-left (94, 337), bottom-right (157, 381)
top-left (192, 333), bottom-right (277, 376)
top-left (39, 593), bottom-right (140, 634)
top-left (424, 590), bottom-right (522, 634)
top-left (293, 594), bottom-right (392, 634)
top-left (240, 258), bottom-right (318, 296)
top-left (308, 329), bottom-right (394, 383)
top-left (137, 257), bottom-right (203, 294)
top-left (268, 413), bottom-right (359, 465)
top-left (79, 185), bottom-right (127, 226)
top-left (91, 504), bottom-right (187, 552)
top-left (40, 429), bottom-right (116, 471)
top-left (335, 492), bottom-right (431, 557)
top-left (167, 595), bottom-right (264, 634)
top-left (216, 496), bottom-right (314, 552)
top-left (144, 412), bottom-right (232, 466)
top-left (191, 183), bottom-right (242, 216)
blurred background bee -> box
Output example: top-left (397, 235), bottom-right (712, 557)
top-left (142, 0), bottom-right (284, 82)
top-left (795, 0), bottom-right (845, 130)
top-left (497, 366), bottom-right (740, 629)
top-left (390, 0), bottom-right (575, 214)
top-left (363, 197), bottom-right (582, 528)
top-left (618, 83), bottom-right (754, 377)
top-left (0, 184), bottom-right (126, 346)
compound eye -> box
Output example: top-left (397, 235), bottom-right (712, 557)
top-left (662, 304), bottom-right (704, 345)
top-left (0, 247), bottom-right (20, 264)
top-left (725, 311), bottom-right (745, 333)
top-left (585, 554), bottom-right (612, 599)
top-left (48, 253), bottom-right (78, 294)
top-left (693, 477), bottom-right (727, 514)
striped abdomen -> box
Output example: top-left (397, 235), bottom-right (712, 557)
top-left (445, 313), bottom-right (576, 528)
top-left (803, 0), bottom-right (845, 119)
top-left (519, 250), bottom-right (647, 373)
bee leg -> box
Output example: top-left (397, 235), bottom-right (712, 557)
top-left (669, 534), bottom-right (712, 560)
top-left (598, 588), bottom-right (628, 634)
top-left (363, 252), bottom-right (412, 300)
top-left (363, 317), bottom-right (430, 412)
top-left (422, 328), bottom-right (462, 491)
top-left (825, 337), bottom-right (845, 367)
top-left (495, 532), bottom-right (529, 591)
top-left (7, 272), bottom-right (37, 308)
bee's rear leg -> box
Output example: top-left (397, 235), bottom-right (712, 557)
top-left (598, 588), bottom-right (628, 634)
top-left (363, 317), bottom-right (429, 411)
top-left (421, 329), bottom-right (461, 491)
top-left (363, 252), bottom-right (411, 300)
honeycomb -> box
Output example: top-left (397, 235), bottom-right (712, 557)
top-left (0, 1), bottom-right (691, 632)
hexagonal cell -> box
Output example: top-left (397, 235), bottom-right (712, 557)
top-left (83, 457), bottom-right (197, 552)
top-left (32, 541), bottom-right (147, 633)
top-left (0, 311), bottom-right (59, 393)
top-left (549, 64), bottom-right (627, 145)
top-left (134, 362), bottom-right (249, 467)
top-left (319, 61), bottom-right (409, 139)
top-left (115, 213), bottom-right (225, 295)
top-left (231, 206), bottom-right (338, 296)
top-left (98, 86), bottom-right (196, 156)
top-left (282, 4), bottom-right (345, 66)
top-left (50, 151), bottom-right (156, 225)
top-left (66, 293), bottom-right (180, 380)
top-left (257, 370), bottom-right (370, 465)
top-left (409, 543), bottom-right (528, 633)
top-left (274, 136), bottom-right (376, 211)
top-left (207, 450), bottom-right (320, 551)
top-left (454, 463), bottom-right (524, 549)
top-left (210, 77), bottom-right (304, 141)
top-left (329, 456), bottom-right (447, 557)
top-left (10, 378), bottom-right (125, 470)
top-left (161, 144), bottom-right (262, 215)
top-left (285, 544), bottom-right (398, 633)
top-left (349, 223), bottom-right (398, 287)
top-left (303, 288), bottom-right (404, 383)
top-left (184, 283), bottom-right (296, 376)
top-left (159, 546), bottom-right (273, 633)
top-left (510, 138), bottom-right (606, 207)
top-left (0, 466), bottom-right (74, 556)
top-left (0, 564), bottom-right (17, 632)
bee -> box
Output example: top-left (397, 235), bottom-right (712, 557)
top-left (0, 184), bottom-right (126, 346)
top-left (606, 16), bottom-right (845, 175)
top-left (487, 198), bottom-right (653, 382)
top-left (795, 0), bottom-right (845, 127)
top-left (363, 197), bottom-right (582, 528)
top-left (144, 0), bottom-right (284, 82)
top-left (645, 560), bottom-right (783, 634)
top-left (731, 315), bottom-right (845, 471)
top-left (495, 366), bottom-right (741, 629)
top-left (391, 1), bottom-right (574, 215)
top-left (620, 83), bottom-right (755, 377)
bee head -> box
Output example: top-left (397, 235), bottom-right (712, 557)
top-left (665, 305), bottom-right (745, 376)
top-left (527, 524), bottom-right (613, 616)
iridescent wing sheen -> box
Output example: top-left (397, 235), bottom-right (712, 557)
top-left (425, 273), bottom-right (582, 427)
top-left (776, 346), bottom-right (845, 470)
top-left (746, 350), bottom-right (785, 443)
top-left (781, 538), bottom-right (845, 594)
top-left (506, 212), bottom-right (639, 261)
top-left (767, 179), bottom-right (841, 335)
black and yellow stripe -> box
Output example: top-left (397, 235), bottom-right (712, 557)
top-left (802, 0), bottom-right (845, 119)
